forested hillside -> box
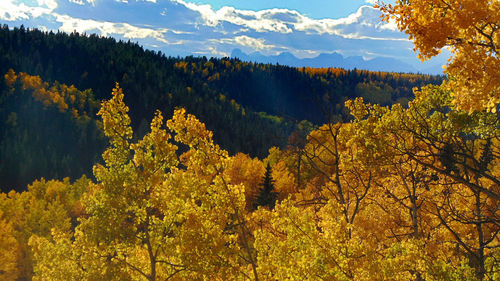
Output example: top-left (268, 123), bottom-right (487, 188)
top-left (0, 70), bottom-right (294, 191)
top-left (0, 25), bottom-right (296, 160)
top-left (0, 25), bottom-right (442, 125)
top-left (0, 25), bottom-right (442, 191)
top-left (0, 70), bottom-right (106, 191)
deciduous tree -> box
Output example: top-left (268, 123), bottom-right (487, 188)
top-left (379, 0), bottom-right (500, 112)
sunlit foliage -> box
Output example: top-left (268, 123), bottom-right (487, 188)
top-left (379, 0), bottom-right (500, 112)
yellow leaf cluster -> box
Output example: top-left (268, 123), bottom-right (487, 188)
top-left (379, 0), bottom-right (500, 112)
top-left (4, 70), bottom-right (99, 119)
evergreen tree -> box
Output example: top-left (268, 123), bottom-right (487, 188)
top-left (254, 163), bottom-right (277, 210)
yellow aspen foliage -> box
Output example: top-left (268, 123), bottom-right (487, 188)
top-left (18, 72), bottom-right (69, 112)
top-left (377, 239), bottom-right (478, 281)
top-left (300, 113), bottom-right (381, 225)
top-left (29, 230), bottom-right (85, 281)
top-left (0, 177), bottom-right (89, 280)
top-left (348, 85), bottom-right (500, 279)
top-left (0, 211), bottom-right (21, 280)
top-left (299, 67), bottom-right (347, 77)
top-left (253, 199), bottom-right (367, 280)
top-left (379, 0), bottom-right (500, 112)
top-left (32, 85), bottom-right (258, 281)
top-left (344, 98), bottom-right (441, 244)
top-left (428, 180), bottom-right (499, 280)
top-left (4, 70), bottom-right (100, 119)
top-left (270, 161), bottom-right (297, 201)
top-left (4, 68), bottom-right (18, 86)
top-left (5, 75), bottom-right (498, 281)
top-left (226, 153), bottom-right (266, 210)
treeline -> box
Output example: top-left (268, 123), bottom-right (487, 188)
top-left (175, 60), bottom-right (442, 123)
top-left (0, 24), bottom-right (442, 123)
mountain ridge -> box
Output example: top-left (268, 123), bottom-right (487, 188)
top-left (231, 49), bottom-right (445, 75)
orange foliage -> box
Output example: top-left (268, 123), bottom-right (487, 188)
top-left (299, 67), bottom-right (347, 77)
top-left (379, 0), bottom-right (500, 112)
top-left (226, 153), bottom-right (265, 210)
top-left (4, 70), bottom-right (99, 121)
top-left (4, 69), bottom-right (17, 87)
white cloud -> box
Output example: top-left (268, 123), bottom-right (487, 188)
top-left (175, 0), bottom-right (218, 25)
top-left (365, 0), bottom-right (378, 5)
top-left (0, 1), bottom-right (29, 21)
top-left (0, 0), bottom-right (56, 21)
top-left (291, 5), bottom-right (403, 38)
top-left (172, 1), bottom-right (404, 40)
top-left (37, 0), bottom-right (57, 10)
top-left (206, 35), bottom-right (282, 56)
top-left (68, 0), bottom-right (95, 5)
top-left (193, 46), bottom-right (230, 57)
top-left (218, 7), bottom-right (294, 33)
top-left (377, 18), bottom-right (398, 31)
top-left (54, 14), bottom-right (174, 44)
top-left (233, 35), bottom-right (276, 50)
top-left (68, 0), bottom-right (86, 5)
top-left (2, 0), bottom-right (403, 41)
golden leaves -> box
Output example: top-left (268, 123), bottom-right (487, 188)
top-left (379, 0), bottom-right (500, 112)
top-left (4, 70), bottom-right (100, 119)
top-left (0, 211), bottom-right (21, 281)
top-left (3, 79), bottom-right (498, 280)
top-left (97, 83), bottom-right (133, 147)
top-left (4, 68), bottom-right (17, 87)
top-left (41, 85), bottom-right (257, 280)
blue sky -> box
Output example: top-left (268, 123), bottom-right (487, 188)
top-left (0, 0), bottom-right (447, 73)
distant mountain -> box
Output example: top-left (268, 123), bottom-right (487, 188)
top-left (231, 49), bottom-right (443, 74)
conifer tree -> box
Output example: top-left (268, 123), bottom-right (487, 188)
top-left (254, 163), bottom-right (277, 210)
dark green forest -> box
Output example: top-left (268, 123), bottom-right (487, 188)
top-left (0, 25), bottom-right (443, 191)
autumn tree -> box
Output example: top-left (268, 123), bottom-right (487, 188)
top-left (377, 4), bottom-right (500, 276)
top-left (343, 98), bottom-right (437, 246)
top-left (225, 153), bottom-right (266, 210)
top-left (379, 0), bottom-right (500, 112)
top-left (253, 198), bottom-right (369, 280)
top-left (351, 85), bottom-right (500, 280)
top-left (30, 84), bottom-right (259, 281)
top-left (0, 211), bottom-right (21, 280)
top-left (300, 113), bottom-right (379, 226)
top-left (264, 147), bottom-right (298, 201)
top-left (0, 177), bottom-right (89, 280)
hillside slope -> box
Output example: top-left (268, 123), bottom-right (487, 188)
top-left (0, 25), bottom-right (444, 191)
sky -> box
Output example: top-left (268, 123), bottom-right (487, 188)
top-left (0, 0), bottom-right (449, 73)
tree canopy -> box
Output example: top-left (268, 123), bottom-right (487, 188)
top-left (379, 0), bottom-right (500, 112)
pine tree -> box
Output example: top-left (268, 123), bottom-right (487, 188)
top-left (254, 163), bottom-right (277, 210)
